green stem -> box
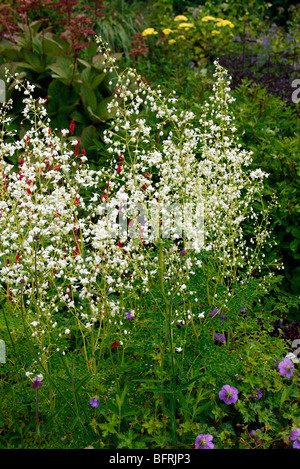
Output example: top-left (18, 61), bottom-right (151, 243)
top-left (36, 388), bottom-right (41, 449)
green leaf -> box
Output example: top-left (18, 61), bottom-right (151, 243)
top-left (47, 56), bottom-right (75, 82)
top-left (47, 79), bottom-right (79, 114)
top-left (42, 36), bottom-right (66, 55)
top-left (92, 53), bottom-right (107, 71)
top-left (291, 227), bottom-right (300, 239)
top-left (80, 125), bottom-right (99, 151)
top-left (70, 110), bottom-right (88, 125)
top-left (96, 96), bottom-right (117, 121)
top-left (290, 240), bottom-right (299, 252)
top-left (80, 83), bottom-right (97, 112)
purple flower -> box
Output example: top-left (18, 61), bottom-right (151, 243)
top-left (195, 434), bottom-right (214, 449)
top-left (290, 429), bottom-right (300, 449)
top-left (210, 309), bottom-right (225, 321)
top-left (31, 376), bottom-right (43, 389)
top-left (234, 374), bottom-right (244, 381)
top-left (250, 429), bottom-right (262, 442)
top-left (278, 358), bottom-right (294, 378)
top-left (241, 307), bottom-right (245, 314)
top-left (209, 309), bottom-right (220, 317)
top-left (251, 387), bottom-right (262, 400)
top-left (214, 333), bottom-right (226, 344)
top-left (125, 310), bottom-right (135, 320)
top-left (89, 397), bottom-right (99, 408)
top-left (219, 385), bottom-right (238, 405)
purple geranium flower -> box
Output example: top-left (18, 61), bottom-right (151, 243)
top-left (214, 333), bottom-right (226, 344)
top-left (278, 358), bottom-right (294, 378)
top-left (209, 309), bottom-right (226, 321)
top-left (195, 434), bottom-right (214, 449)
top-left (89, 397), bottom-right (99, 408)
top-left (290, 429), bottom-right (300, 449)
top-left (250, 429), bottom-right (263, 443)
top-left (209, 309), bottom-right (220, 318)
top-left (125, 310), bottom-right (135, 320)
top-left (219, 385), bottom-right (238, 405)
top-left (251, 387), bottom-right (262, 400)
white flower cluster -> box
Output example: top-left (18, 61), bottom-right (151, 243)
top-left (0, 41), bottom-right (274, 366)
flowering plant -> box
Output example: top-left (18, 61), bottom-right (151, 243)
top-left (141, 11), bottom-right (235, 62)
top-left (0, 35), bottom-right (286, 448)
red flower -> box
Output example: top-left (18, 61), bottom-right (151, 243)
top-left (69, 119), bottom-right (75, 136)
top-left (74, 191), bottom-right (80, 206)
top-left (16, 252), bottom-right (22, 264)
top-left (74, 140), bottom-right (81, 157)
top-left (117, 240), bottom-right (124, 254)
top-left (111, 340), bottom-right (119, 349)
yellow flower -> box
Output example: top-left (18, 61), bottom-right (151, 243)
top-left (177, 35), bottom-right (186, 40)
top-left (142, 28), bottom-right (158, 36)
top-left (162, 28), bottom-right (173, 36)
top-left (201, 15), bottom-right (216, 22)
top-left (168, 39), bottom-right (176, 45)
top-left (174, 15), bottom-right (188, 22)
top-left (215, 19), bottom-right (234, 28)
top-left (178, 22), bottom-right (194, 29)
top-left (211, 30), bottom-right (221, 36)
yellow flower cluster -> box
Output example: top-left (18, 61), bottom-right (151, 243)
top-left (162, 28), bottom-right (173, 36)
top-left (142, 27), bottom-right (158, 37)
top-left (178, 22), bottom-right (195, 30)
top-left (201, 15), bottom-right (234, 28)
top-left (174, 15), bottom-right (188, 22)
top-left (141, 13), bottom-right (233, 45)
top-left (201, 15), bottom-right (216, 22)
top-left (215, 19), bottom-right (234, 28)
